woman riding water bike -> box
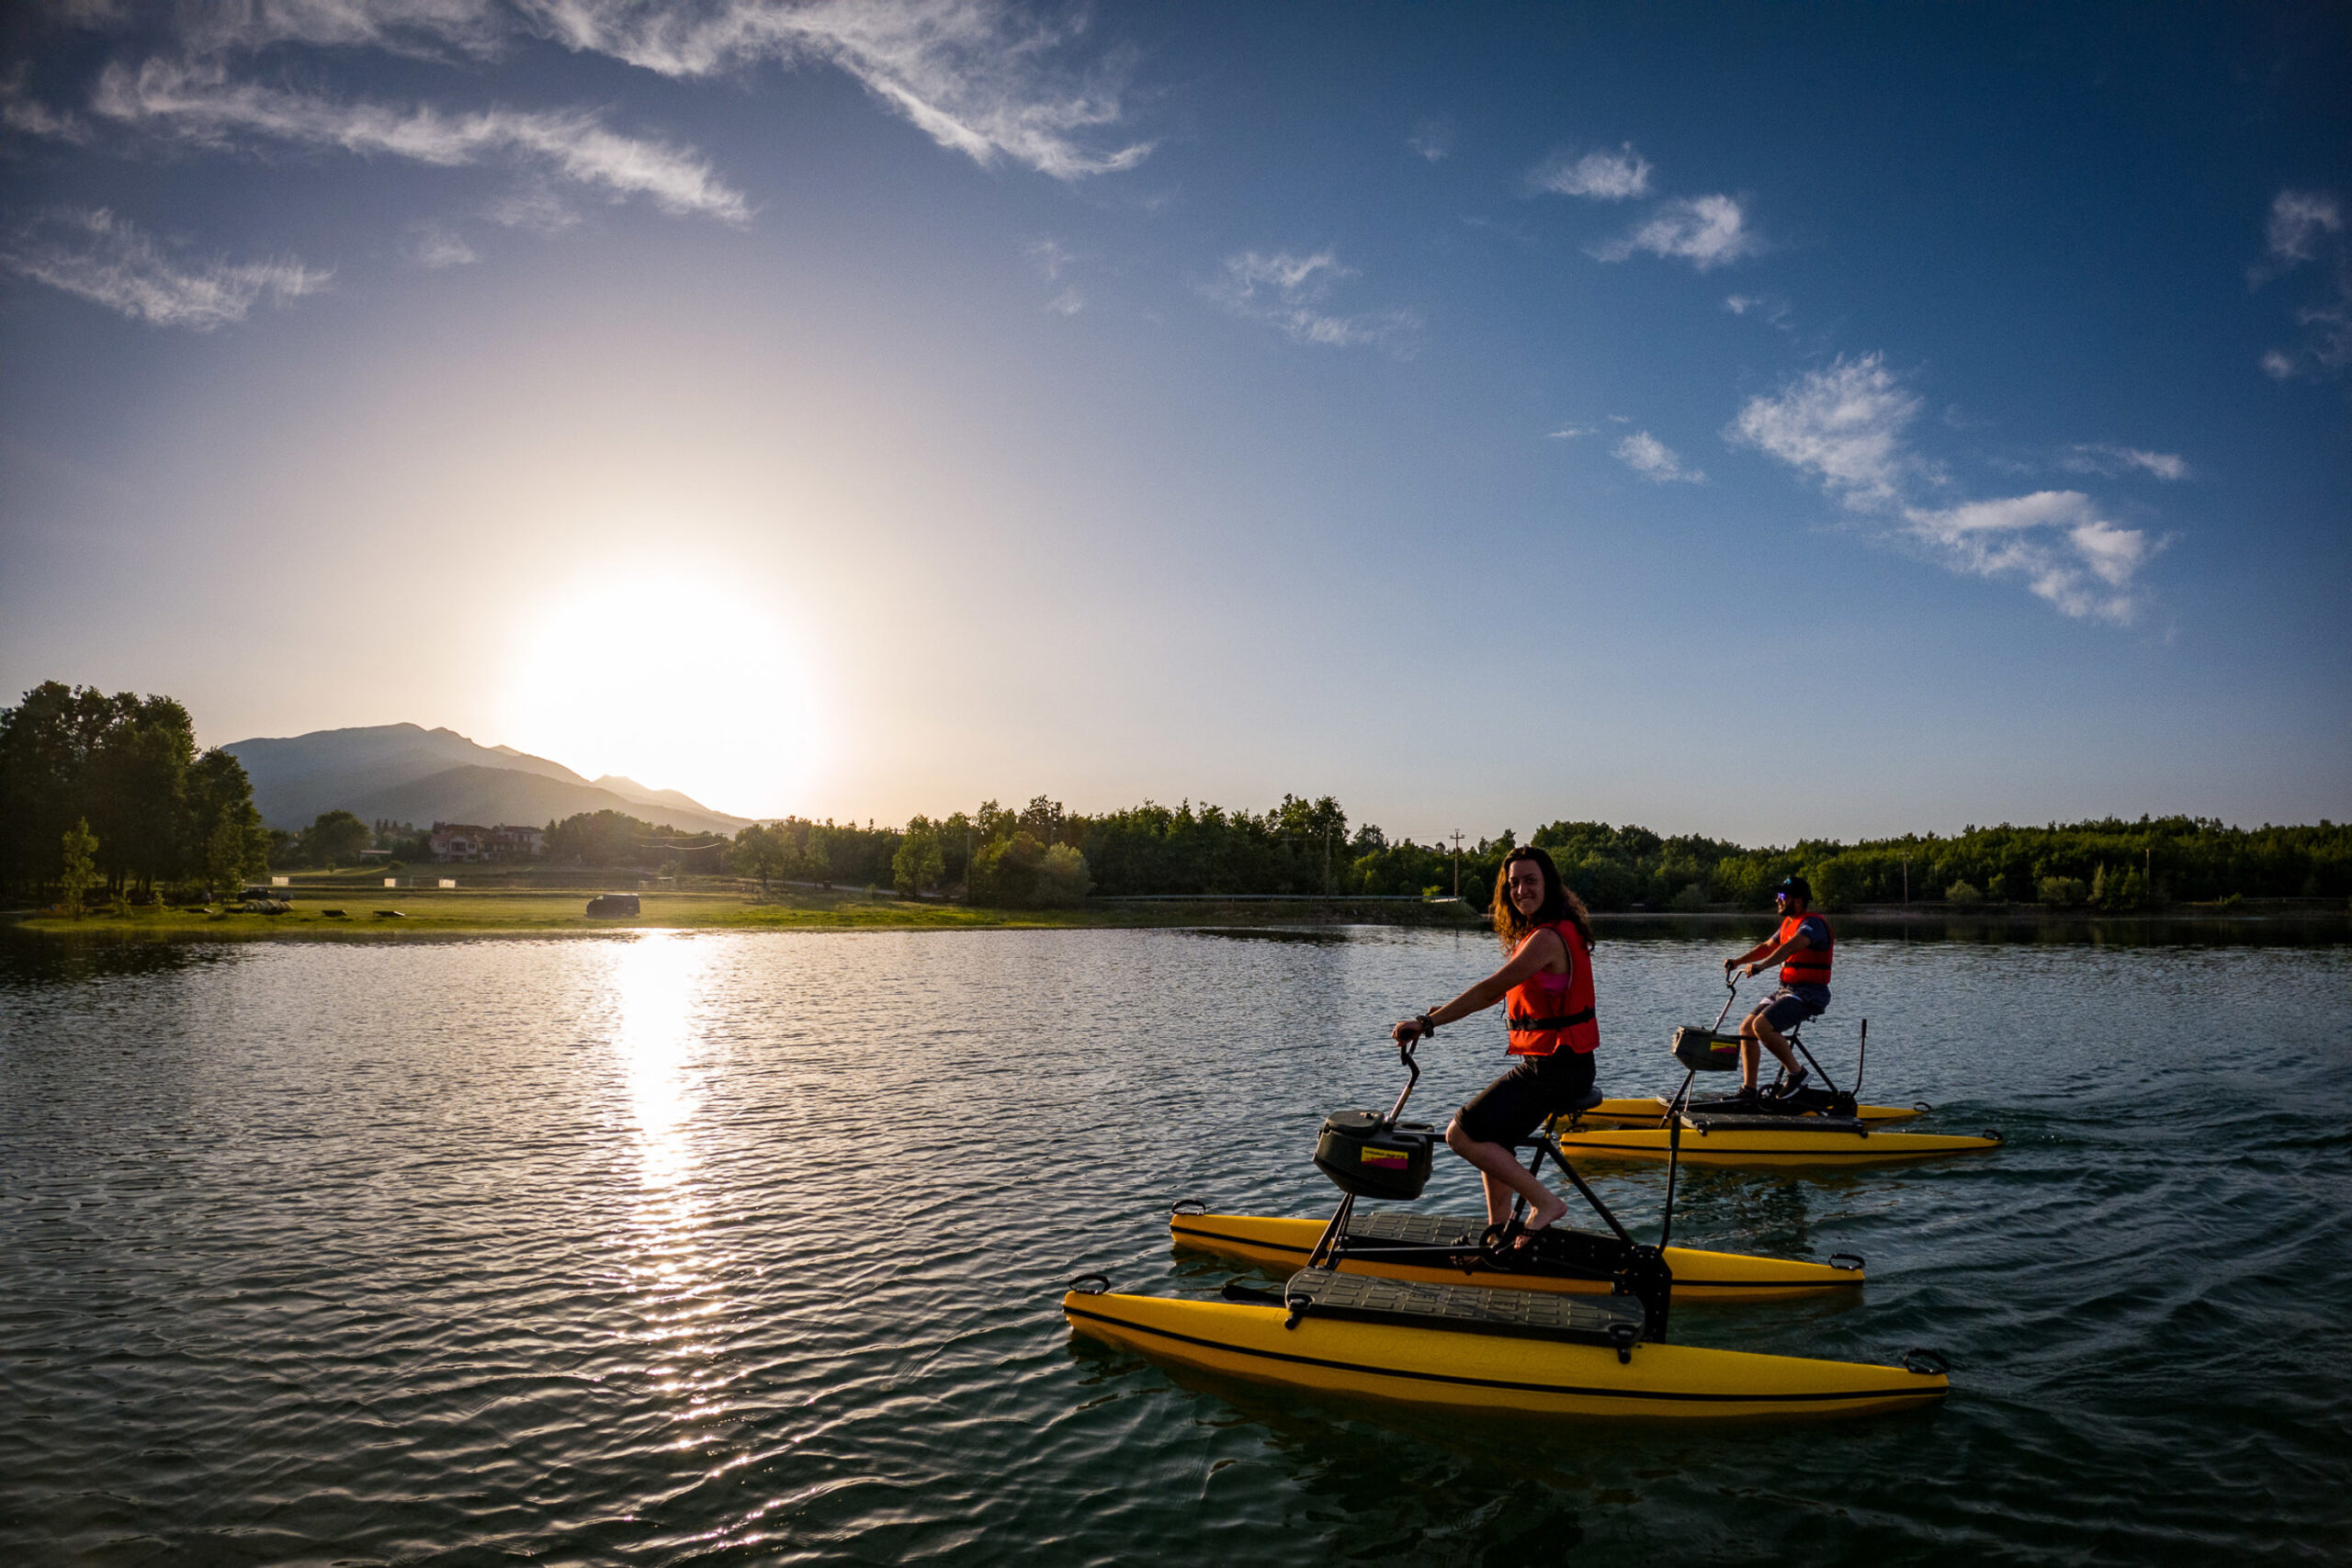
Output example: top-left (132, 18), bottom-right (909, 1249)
top-left (1391, 845), bottom-right (1600, 1232)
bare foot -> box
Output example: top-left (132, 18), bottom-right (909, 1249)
top-left (1523, 1190), bottom-right (1571, 1233)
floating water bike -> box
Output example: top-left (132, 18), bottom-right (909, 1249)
top-left (1167, 1042), bottom-right (1864, 1300)
top-left (1063, 1038), bottom-right (1951, 1421)
top-left (1544, 977), bottom-right (2003, 1168)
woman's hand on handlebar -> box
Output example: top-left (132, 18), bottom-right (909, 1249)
top-left (1392, 1015), bottom-right (1430, 1046)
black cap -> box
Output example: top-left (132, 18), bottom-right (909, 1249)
top-left (1774, 875), bottom-right (1812, 902)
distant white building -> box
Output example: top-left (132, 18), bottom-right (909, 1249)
top-left (428, 823), bottom-right (547, 862)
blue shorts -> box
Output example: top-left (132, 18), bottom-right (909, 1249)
top-left (1753, 987), bottom-right (1828, 1032)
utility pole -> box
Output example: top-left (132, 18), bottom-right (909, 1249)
top-left (1450, 829), bottom-right (1465, 898)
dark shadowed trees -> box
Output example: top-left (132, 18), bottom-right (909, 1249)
top-left (0, 682), bottom-right (266, 898)
top-left (301, 810), bottom-right (372, 869)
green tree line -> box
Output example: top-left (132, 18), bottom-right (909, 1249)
top-left (0, 682), bottom-right (269, 901)
top-left (781, 796), bottom-right (2352, 913)
top-left (1513, 817), bottom-right (2351, 912)
top-left (12, 682), bottom-right (2344, 914)
top-left (544, 809), bottom-right (746, 872)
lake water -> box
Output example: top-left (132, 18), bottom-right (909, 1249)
top-left (3, 924), bottom-right (2346, 1565)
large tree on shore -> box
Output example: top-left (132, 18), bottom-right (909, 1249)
top-left (729, 822), bottom-right (796, 890)
top-left (891, 818), bottom-right (945, 896)
top-left (58, 818), bottom-right (97, 917)
top-left (0, 682), bottom-right (266, 897)
top-left (0, 682), bottom-right (118, 893)
top-left (300, 809), bottom-right (372, 870)
top-left (188, 745), bottom-right (268, 891)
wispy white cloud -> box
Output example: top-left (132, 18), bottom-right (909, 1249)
top-left (1545, 424), bottom-right (1596, 440)
top-left (1902, 491), bottom-right (2157, 625)
top-left (89, 57), bottom-right (750, 220)
top-left (2264, 190), bottom-right (2341, 266)
top-left (1725, 290), bottom-right (1794, 325)
top-left (1027, 237), bottom-right (1073, 280)
top-left (2252, 188), bottom-right (2350, 380)
top-left (1407, 117), bottom-right (1452, 163)
top-left (42, 0), bottom-right (1154, 202)
top-left (1026, 239), bottom-right (1084, 311)
top-left (1589, 193), bottom-right (1756, 269)
top-left (406, 223), bottom-right (477, 267)
top-left (518, 0), bottom-right (1153, 181)
top-left (1205, 249), bottom-right (1418, 353)
top-left (2266, 301), bottom-right (2352, 379)
top-left (2061, 444), bottom-right (2190, 481)
top-left (1614, 431), bottom-right (1702, 483)
top-left (0, 207), bottom-right (330, 329)
top-left (1726, 354), bottom-right (1927, 510)
top-left (1, 64), bottom-right (91, 142)
top-left (172, 0), bottom-right (512, 60)
top-left (1530, 142), bottom-right (1650, 200)
top-left (480, 183), bottom-right (576, 231)
top-left (1733, 356), bottom-right (2159, 623)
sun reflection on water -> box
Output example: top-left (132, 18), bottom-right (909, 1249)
top-left (610, 932), bottom-right (737, 1431)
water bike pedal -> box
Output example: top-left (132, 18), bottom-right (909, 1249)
top-left (1772, 1086), bottom-right (1860, 1118)
top-left (1340, 1211), bottom-right (1632, 1280)
top-left (1680, 1111), bottom-right (1868, 1134)
top-left (1282, 1267), bottom-right (1650, 1351)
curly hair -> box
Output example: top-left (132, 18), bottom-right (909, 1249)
top-left (1492, 844), bottom-right (1596, 953)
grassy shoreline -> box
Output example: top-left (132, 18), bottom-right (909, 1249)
top-left (1, 887), bottom-right (1489, 940)
top-left (5, 885), bottom-right (2341, 942)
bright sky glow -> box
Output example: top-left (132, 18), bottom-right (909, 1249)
top-left (0, 3), bottom-right (2344, 839)
top-left (502, 577), bottom-right (823, 816)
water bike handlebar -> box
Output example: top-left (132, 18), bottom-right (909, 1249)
top-left (1710, 970), bottom-right (1743, 1033)
top-left (1383, 1037), bottom-right (1422, 1129)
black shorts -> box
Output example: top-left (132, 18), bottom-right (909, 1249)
top-left (1454, 1050), bottom-right (1597, 1146)
top-left (1753, 987), bottom-right (1828, 1032)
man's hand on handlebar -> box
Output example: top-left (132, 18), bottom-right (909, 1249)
top-left (1391, 1014), bottom-right (1434, 1047)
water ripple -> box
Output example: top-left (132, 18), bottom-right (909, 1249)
top-left (1, 927), bottom-right (2346, 1564)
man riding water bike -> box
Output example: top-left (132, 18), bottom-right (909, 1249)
top-left (1722, 874), bottom-right (1833, 1105)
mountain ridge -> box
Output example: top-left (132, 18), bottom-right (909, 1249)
top-left (339, 764), bottom-right (748, 839)
top-left (223, 722), bottom-right (749, 834)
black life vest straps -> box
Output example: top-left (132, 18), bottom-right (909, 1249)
top-left (1509, 1006), bottom-right (1596, 1032)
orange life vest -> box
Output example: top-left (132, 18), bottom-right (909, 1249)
top-left (1777, 912), bottom-right (1833, 987)
top-left (1504, 920), bottom-right (1599, 1056)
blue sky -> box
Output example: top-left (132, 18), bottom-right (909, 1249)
top-left (1, 2), bottom-right (2345, 840)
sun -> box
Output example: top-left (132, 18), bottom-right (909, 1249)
top-left (499, 574), bottom-right (822, 818)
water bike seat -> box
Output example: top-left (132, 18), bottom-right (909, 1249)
top-left (1565, 1084), bottom-right (1606, 1114)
